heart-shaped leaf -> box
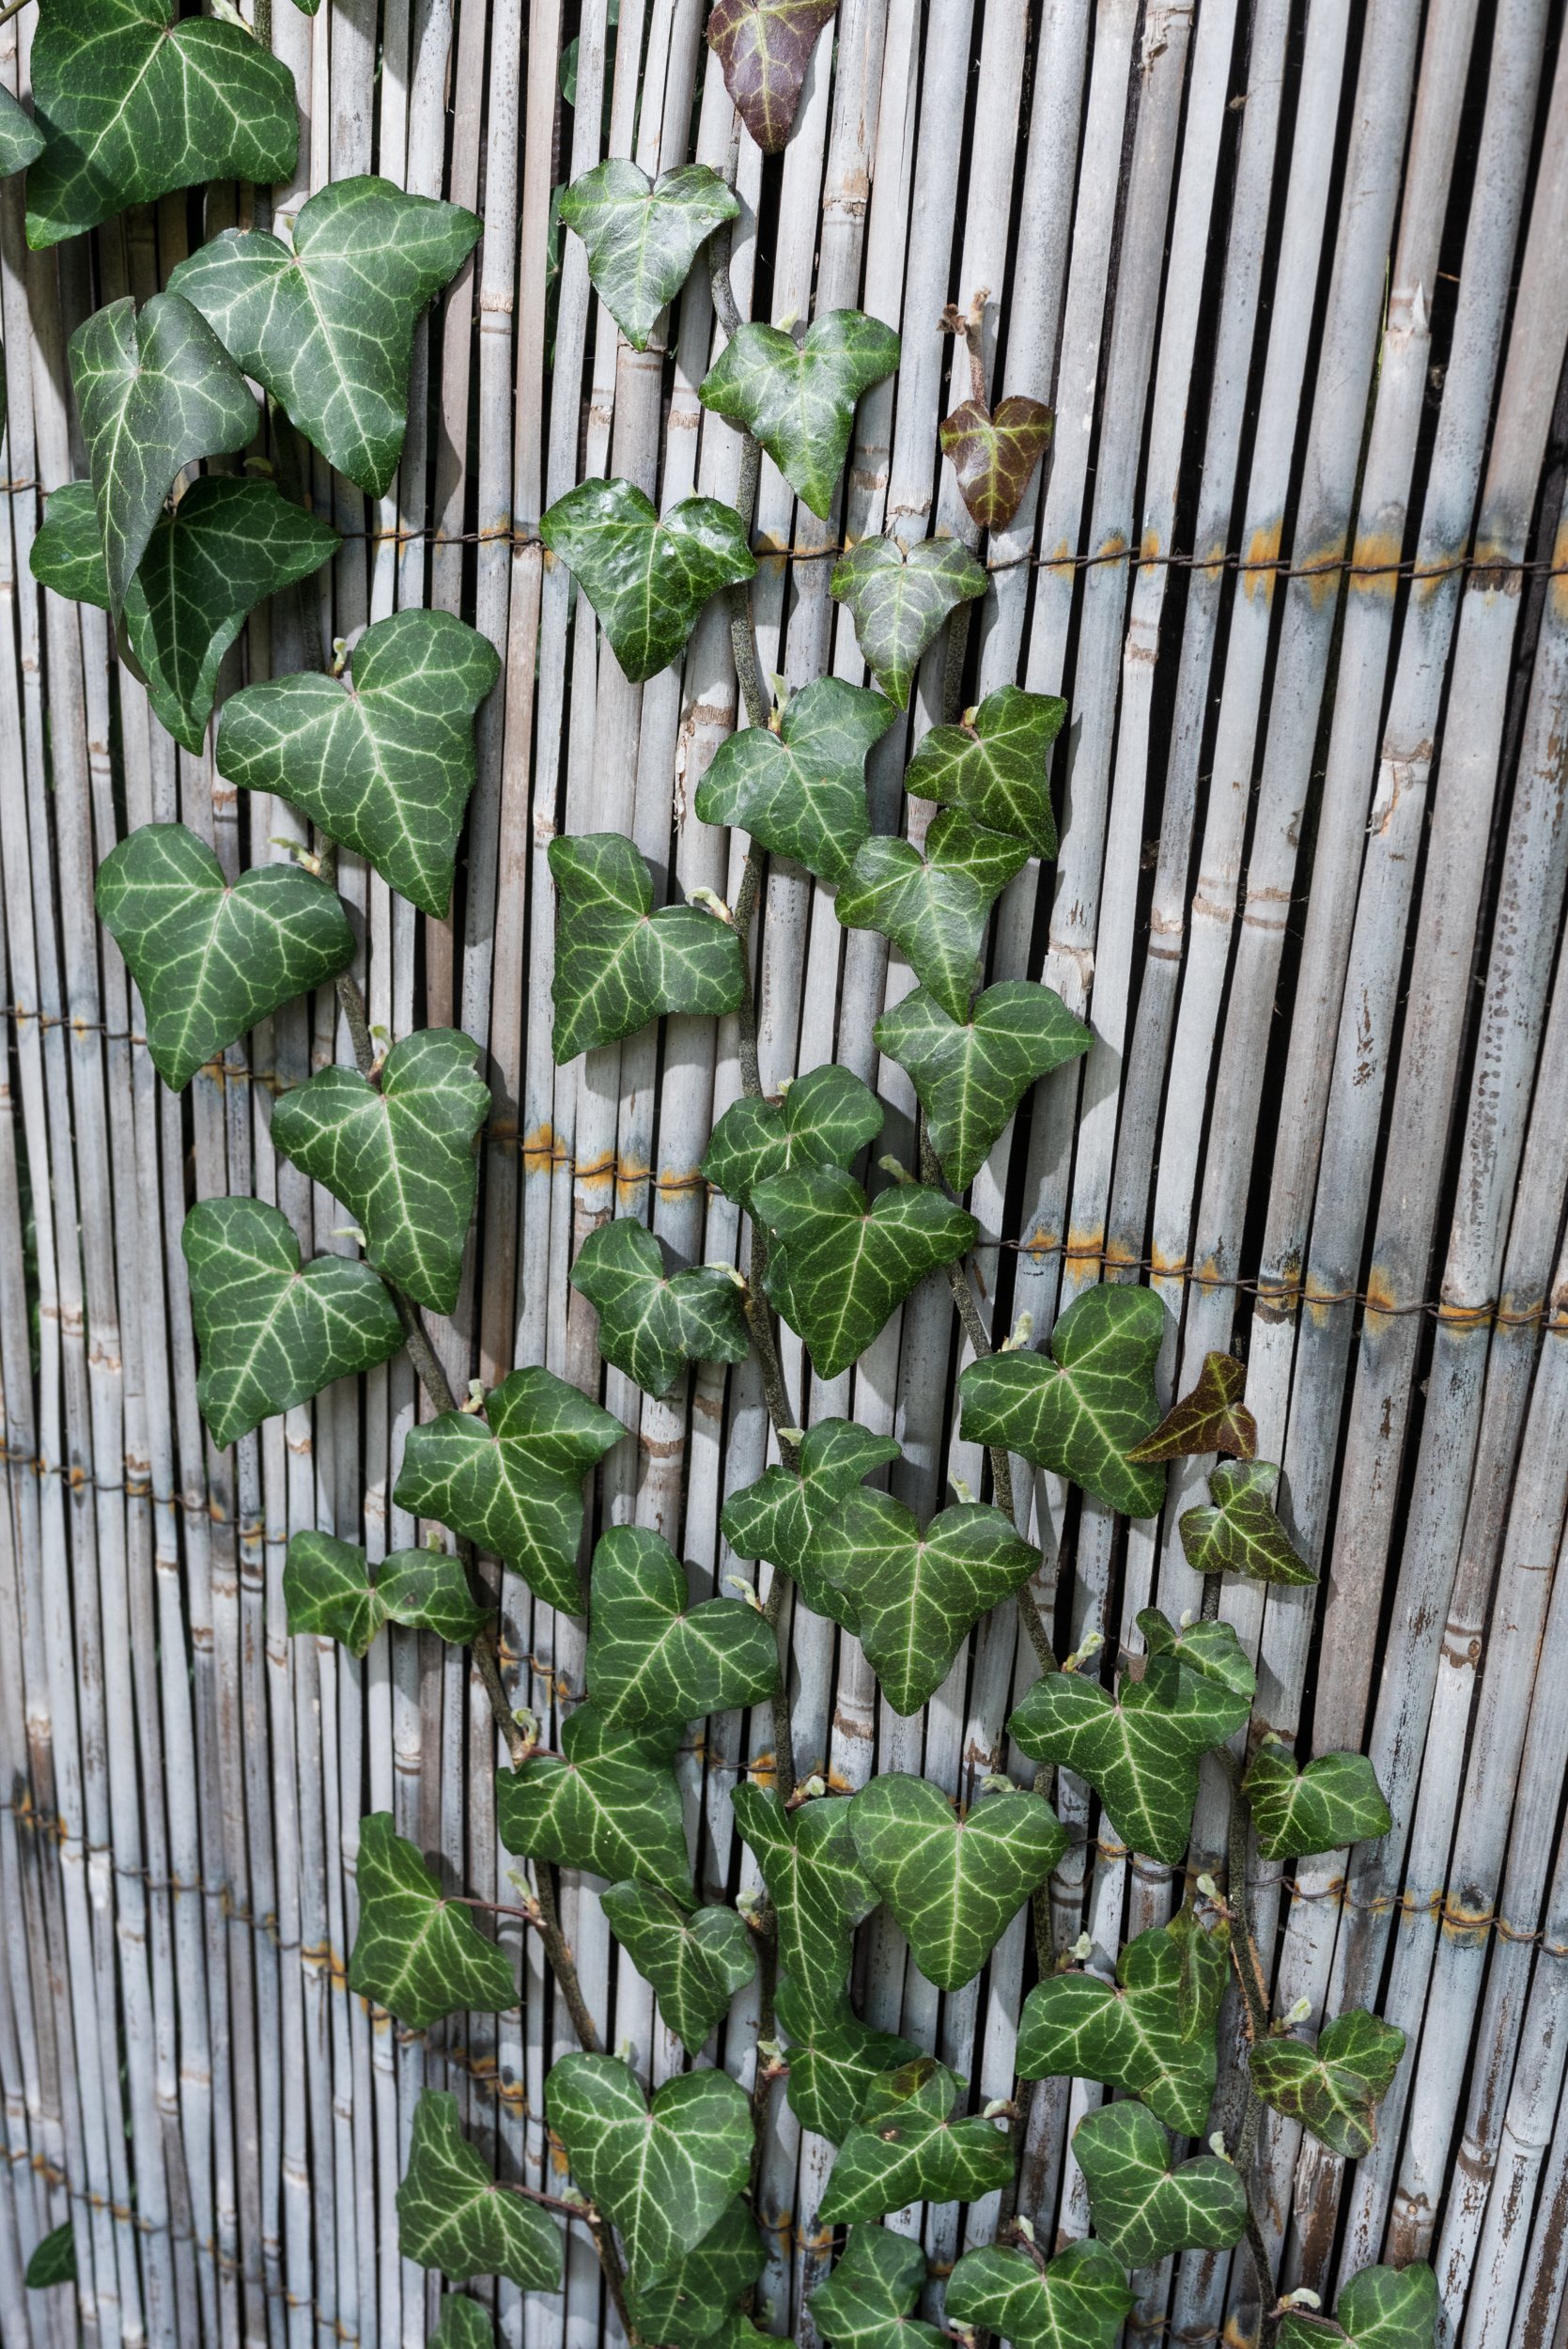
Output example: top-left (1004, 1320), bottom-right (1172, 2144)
top-left (1250, 2011), bottom-right (1405, 2160)
top-left (1277, 2263), bottom-right (1438, 2349)
top-left (706, 1), bottom-right (837, 153)
top-left (283, 1531), bottom-right (489, 1657)
top-left (1072, 2102), bottom-right (1248, 2266)
top-left (32, 477), bottom-right (337, 753)
top-left (23, 2223), bottom-right (76, 2291)
top-left (217, 611), bottom-right (501, 920)
top-left (695, 677), bottom-right (897, 881)
top-left (540, 479), bottom-right (756, 682)
top-left (569, 1221), bottom-right (749, 1398)
top-left (397, 2091), bottom-right (561, 2289)
top-left (944, 2240), bottom-right (1134, 2349)
top-left (547, 2054), bottom-right (753, 2277)
top-left (732, 1786), bottom-right (876, 2018)
top-left (70, 294), bottom-right (256, 614)
top-left (0, 87), bottom-right (45, 179)
top-left (96, 822), bottom-right (354, 1092)
top-left (600, 1884), bottom-right (756, 2055)
top-left (1242, 1737), bottom-right (1393, 1861)
top-left (429, 2301), bottom-right (492, 2349)
top-left (26, 0), bottom-right (297, 250)
top-left (1140, 1609), bottom-right (1257, 1707)
top-left (837, 813), bottom-right (1027, 1022)
top-left (393, 1367), bottom-right (625, 1617)
top-left (584, 1525), bottom-right (779, 1728)
top-left (1180, 1458), bottom-right (1315, 1584)
top-left (271, 1029), bottom-right (487, 1314)
top-left (957, 1283), bottom-right (1167, 1517)
top-left (810, 2227), bottom-right (943, 2349)
top-left (559, 160), bottom-right (738, 350)
top-left (817, 2058), bottom-right (1014, 2225)
top-left (939, 397), bottom-right (1053, 533)
top-left (831, 537), bottom-right (989, 709)
top-left (722, 1417), bottom-right (901, 1620)
top-left (623, 2200), bottom-right (764, 2347)
top-left (1127, 1350), bottom-right (1257, 1463)
top-left (751, 1165), bottom-right (976, 1380)
top-left (876, 980), bottom-right (1091, 1190)
top-left (1168, 1896), bottom-right (1232, 2044)
top-left (549, 832), bottom-right (749, 1059)
top-left (168, 179), bottom-right (481, 497)
top-left (496, 1706), bottom-right (692, 1900)
top-left (348, 1814), bottom-right (515, 2027)
top-left (1016, 1922), bottom-right (1219, 2134)
top-left (1006, 1608), bottom-right (1255, 1865)
top-left (700, 313), bottom-right (901, 519)
top-left (848, 1777), bottom-right (1065, 1990)
top-left (903, 686), bottom-right (1064, 859)
top-left (773, 1981), bottom-right (921, 2145)
top-left (704, 1064), bottom-right (884, 1214)
top-left (182, 1197), bottom-right (403, 1449)
top-left (807, 1492), bottom-right (1039, 1715)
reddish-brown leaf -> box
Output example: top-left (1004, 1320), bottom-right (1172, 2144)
top-left (707, 1), bottom-right (838, 156)
top-left (939, 395), bottom-right (1053, 532)
top-left (1126, 1351), bottom-right (1257, 1464)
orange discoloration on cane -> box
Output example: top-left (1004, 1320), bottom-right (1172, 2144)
top-left (1242, 518), bottom-right (1282, 598)
top-left (1349, 528), bottom-right (1404, 595)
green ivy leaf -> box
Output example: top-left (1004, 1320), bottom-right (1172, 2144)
top-left (32, 478), bottom-right (337, 754)
top-left (944, 2241), bottom-right (1134, 2349)
top-left (1140, 1608), bottom-right (1258, 1708)
top-left (496, 1706), bottom-right (693, 1900)
top-left (397, 2091), bottom-right (561, 2290)
top-left (547, 2054), bottom-right (753, 2278)
top-left (810, 2227), bottom-right (943, 2349)
top-left (1126, 1350), bottom-right (1257, 1463)
top-left (721, 1416), bottom-right (901, 1620)
top-left (283, 1531), bottom-right (489, 1657)
top-left (957, 1283), bottom-right (1167, 1517)
top-left (817, 2058), bottom-right (1014, 2225)
top-left (23, 2223), bottom-right (75, 2291)
top-left (600, 1884), bottom-right (756, 2055)
top-left (584, 1524), bottom-right (780, 1728)
top-left (939, 397), bottom-right (1053, 534)
top-left (1179, 1458), bottom-right (1315, 1584)
top-left (830, 537), bottom-right (988, 709)
top-left (1242, 1737), bottom-right (1393, 1861)
top-left (902, 686), bottom-right (1064, 859)
top-left (1016, 1922), bottom-right (1219, 2134)
top-left (181, 1197), bottom-right (403, 1449)
top-left (1072, 2102), bottom-right (1248, 2266)
top-left (168, 178), bottom-right (481, 497)
top-left (695, 678), bottom-right (897, 881)
top-left (26, 0), bottom-right (297, 251)
top-left (560, 160), bottom-right (737, 349)
top-left (623, 2200), bottom-right (764, 2348)
top-left (751, 1164), bottom-right (976, 1380)
top-left (0, 87), bottom-right (46, 179)
top-left (1276, 2263), bottom-right (1438, 2349)
top-left (837, 814), bottom-right (1027, 1022)
top-left (876, 980), bottom-right (1090, 1190)
top-left (848, 1777), bottom-right (1066, 1990)
top-left (703, 1064), bottom-right (884, 1215)
top-left (1006, 1608), bottom-right (1255, 1866)
top-left (96, 822), bottom-right (354, 1093)
top-left (807, 1492), bottom-right (1039, 1715)
top-left (348, 1814), bottom-right (515, 2027)
top-left (70, 294), bottom-right (256, 614)
top-left (700, 313), bottom-right (901, 520)
top-left (706, 1), bottom-right (837, 153)
top-left (549, 832), bottom-right (749, 1059)
top-left (429, 2300), bottom-right (493, 2349)
top-left (393, 1366), bottom-right (625, 1617)
top-left (1250, 2011), bottom-right (1405, 2160)
top-left (217, 610), bottom-right (502, 920)
top-left (1168, 1896), bottom-right (1232, 2044)
top-left (732, 1786), bottom-right (876, 2018)
top-left (569, 1220), bottom-right (750, 1398)
top-left (773, 1981), bottom-right (921, 2145)
top-left (271, 1029), bottom-right (487, 1314)
top-left (540, 479), bottom-right (756, 682)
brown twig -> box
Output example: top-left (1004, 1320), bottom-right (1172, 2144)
top-left (940, 288), bottom-right (992, 405)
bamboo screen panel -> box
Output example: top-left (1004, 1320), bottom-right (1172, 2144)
top-left (4, 2), bottom-right (1568, 2346)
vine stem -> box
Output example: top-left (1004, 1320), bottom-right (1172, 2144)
top-left (1220, 1750), bottom-right (1277, 2320)
top-left (0, 0), bottom-right (35, 28)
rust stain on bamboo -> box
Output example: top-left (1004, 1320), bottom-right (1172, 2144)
top-left (1241, 519), bottom-right (1282, 599)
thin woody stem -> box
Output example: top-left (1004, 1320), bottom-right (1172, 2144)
top-left (0, 0), bottom-right (35, 28)
top-left (503, 2179), bottom-right (599, 2222)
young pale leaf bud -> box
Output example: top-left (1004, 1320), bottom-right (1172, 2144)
top-left (1001, 1310), bottom-right (1033, 1351)
top-left (512, 1707), bottom-right (538, 1746)
top-left (950, 1474), bottom-right (975, 1506)
top-left (689, 885), bottom-right (732, 924)
top-left (797, 1772), bottom-right (827, 1803)
top-left (877, 1153), bottom-right (915, 1186)
top-left (777, 1427), bottom-right (806, 1446)
top-left (332, 1224), bottom-right (367, 1245)
top-left (982, 2097), bottom-right (1016, 2121)
top-left (1071, 1931), bottom-right (1094, 1963)
top-left (1280, 1994), bottom-right (1313, 2030)
top-left (331, 635), bottom-right (350, 676)
top-left (1196, 1874), bottom-right (1219, 1901)
top-left (979, 1772), bottom-right (1014, 1796)
top-left (755, 2038), bottom-right (784, 2066)
top-left (1208, 2132), bottom-right (1234, 2164)
top-left (462, 1379), bottom-right (487, 1413)
top-left (1180, 1607), bottom-right (1197, 1628)
top-left (1281, 2289), bottom-right (1322, 2310)
top-left (725, 1575), bottom-right (765, 1613)
top-left (1012, 2216), bottom-right (1035, 2245)
top-left (1062, 1627), bottom-right (1103, 1673)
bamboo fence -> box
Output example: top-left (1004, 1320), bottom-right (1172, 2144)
top-left (2, 0), bottom-right (1567, 2345)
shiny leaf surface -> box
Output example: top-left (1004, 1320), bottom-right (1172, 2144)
top-left (398, 2092), bottom-right (561, 2289)
top-left (559, 161), bottom-right (737, 350)
top-left (541, 479), bottom-right (756, 681)
top-left (283, 1532), bottom-right (488, 1657)
top-left (1179, 1458), bottom-right (1315, 1584)
top-left (902, 686), bottom-right (1063, 859)
top-left (600, 1885), bottom-right (756, 2055)
top-left (1126, 1350), bottom-right (1257, 1463)
top-left (939, 396), bottom-right (1052, 533)
top-left (700, 312), bottom-right (901, 518)
top-left (751, 1164), bottom-right (976, 1380)
top-left (1250, 2011), bottom-right (1405, 2161)
top-left (876, 980), bottom-right (1090, 1190)
top-left (817, 2059), bottom-right (1014, 2224)
top-left (1072, 2102), bottom-right (1248, 2266)
top-left (704, 1065), bottom-right (885, 1215)
top-left (496, 1707), bottom-right (692, 1900)
top-left (348, 1816), bottom-right (515, 2028)
top-left (549, 832), bottom-right (748, 1058)
top-left (831, 537), bottom-right (989, 709)
top-left (547, 2054), bottom-right (753, 2278)
top-left (957, 1283), bottom-right (1167, 1517)
top-left (1242, 1738), bottom-right (1393, 1862)
top-left (694, 677), bottom-right (897, 881)
top-left (848, 1777), bottom-right (1066, 1989)
top-left (584, 1525), bottom-right (779, 1728)
top-left (837, 813), bottom-right (1027, 1022)
top-left (570, 1220), bottom-right (749, 1398)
